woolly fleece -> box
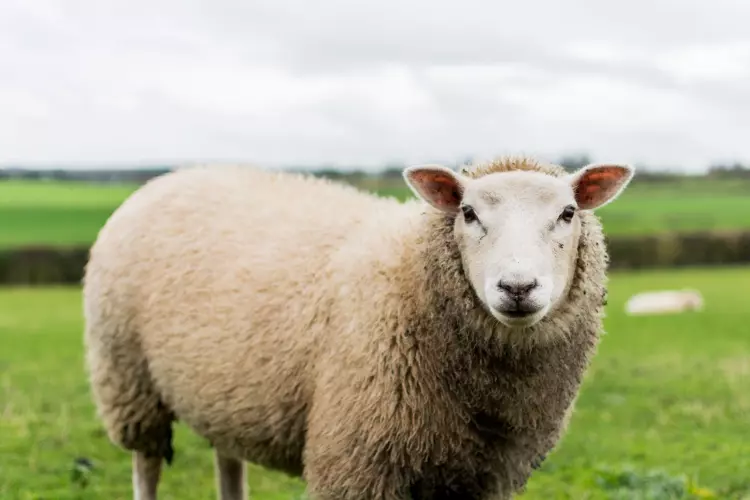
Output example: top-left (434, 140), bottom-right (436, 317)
top-left (83, 157), bottom-right (610, 499)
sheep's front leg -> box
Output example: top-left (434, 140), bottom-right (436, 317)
top-left (214, 451), bottom-right (247, 500)
top-left (132, 452), bottom-right (162, 500)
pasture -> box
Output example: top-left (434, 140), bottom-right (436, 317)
top-left (1, 266), bottom-right (749, 499)
top-left (2, 174), bottom-right (750, 247)
top-left (0, 180), bottom-right (137, 248)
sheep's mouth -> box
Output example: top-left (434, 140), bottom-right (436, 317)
top-left (494, 301), bottom-right (543, 318)
top-left (502, 310), bottom-right (533, 318)
top-left (489, 303), bottom-right (549, 328)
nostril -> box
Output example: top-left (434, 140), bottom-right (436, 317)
top-left (521, 279), bottom-right (539, 294)
top-left (497, 279), bottom-right (539, 297)
top-left (497, 280), bottom-right (512, 293)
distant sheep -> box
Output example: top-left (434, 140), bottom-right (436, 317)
top-left (625, 289), bottom-right (704, 315)
top-left (83, 157), bottom-right (634, 500)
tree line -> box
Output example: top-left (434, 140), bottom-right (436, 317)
top-left (2, 155), bottom-right (749, 185)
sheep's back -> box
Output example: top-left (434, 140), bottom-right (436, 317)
top-left (83, 165), bottom-right (392, 467)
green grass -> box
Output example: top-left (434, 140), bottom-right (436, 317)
top-left (3, 175), bottom-right (750, 248)
top-left (0, 180), bottom-right (137, 208)
top-left (594, 178), bottom-right (750, 236)
top-left (1, 267), bottom-right (749, 498)
top-left (0, 180), bottom-right (136, 248)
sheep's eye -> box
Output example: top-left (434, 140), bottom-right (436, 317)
top-left (559, 205), bottom-right (576, 223)
top-left (461, 205), bottom-right (478, 223)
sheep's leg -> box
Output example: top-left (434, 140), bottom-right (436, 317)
top-left (214, 452), bottom-right (247, 500)
top-left (132, 452), bottom-right (162, 500)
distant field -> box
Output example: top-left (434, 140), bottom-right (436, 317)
top-left (2, 174), bottom-right (750, 247)
top-left (0, 180), bottom-right (137, 248)
top-left (2, 266), bottom-right (749, 498)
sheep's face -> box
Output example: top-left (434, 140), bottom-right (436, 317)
top-left (405, 163), bottom-right (634, 328)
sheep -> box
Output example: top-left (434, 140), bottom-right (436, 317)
top-left (83, 157), bottom-right (634, 500)
top-left (625, 289), bottom-right (704, 315)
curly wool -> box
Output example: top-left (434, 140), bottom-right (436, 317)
top-left (83, 157), bottom-right (609, 499)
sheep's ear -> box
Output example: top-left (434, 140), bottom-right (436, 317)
top-left (568, 163), bottom-right (635, 210)
top-left (403, 164), bottom-right (465, 214)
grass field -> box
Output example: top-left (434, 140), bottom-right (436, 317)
top-left (0, 180), bottom-right (137, 248)
top-left (1, 266), bottom-right (749, 499)
top-left (2, 175), bottom-right (750, 247)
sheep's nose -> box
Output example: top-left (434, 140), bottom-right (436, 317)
top-left (497, 279), bottom-right (539, 300)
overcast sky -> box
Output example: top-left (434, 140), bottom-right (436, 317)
top-left (1, 0), bottom-right (750, 172)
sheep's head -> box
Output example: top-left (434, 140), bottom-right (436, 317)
top-left (404, 162), bottom-right (634, 328)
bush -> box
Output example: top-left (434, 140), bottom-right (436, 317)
top-left (0, 246), bottom-right (88, 285)
top-left (605, 230), bottom-right (750, 270)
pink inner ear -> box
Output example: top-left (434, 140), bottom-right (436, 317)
top-left (412, 171), bottom-right (462, 208)
top-left (574, 166), bottom-right (626, 207)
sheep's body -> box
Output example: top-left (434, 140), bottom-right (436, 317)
top-left (84, 159), bottom-right (610, 499)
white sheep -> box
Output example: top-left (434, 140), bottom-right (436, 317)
top-left (625, 289), bottom-right (704, 315)
top-left (83, 157), bottom-right (634, 499)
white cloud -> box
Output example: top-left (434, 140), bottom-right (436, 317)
top-left (659, 42), bottom-right (750, 82)
top-left (1, 0), bottom-right (750, 171)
